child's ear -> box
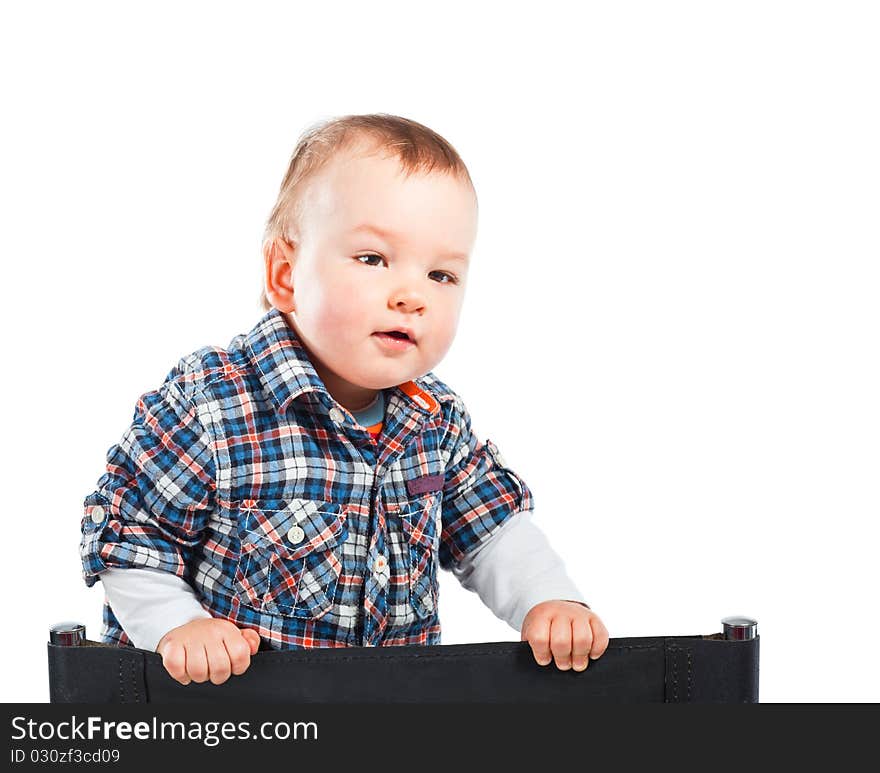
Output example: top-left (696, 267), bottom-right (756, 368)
top-left (263, 237), bottom-right (297, 312)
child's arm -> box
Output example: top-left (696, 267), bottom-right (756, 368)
top-left (80, 361), bottom-right (259, 684)
top-left (101, 569), bottom-right (261, 686)
top-left (438, 394), bottom-right (609, 671)
top-left (453, 511), bottom-right (608, 671)
top-left (450, 509), bottom-right (587, 631)
top-left (98, 567), bottom-right (212, 651)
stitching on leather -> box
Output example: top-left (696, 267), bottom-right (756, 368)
top-left (195, 643), bottom-right (663, 665)
top-left (688, 650), bottom-right (694, 700)
top-left (131, 657), bottom-right (141, 703)
top-left (687, 649), bottom-right (692, 702)
top-left (667, 645), bottom-right (694, 703)
top-left (671, 647), bottom-right (678, 702)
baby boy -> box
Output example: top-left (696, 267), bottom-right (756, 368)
top-left (80, 113), bottom-right (609, 686)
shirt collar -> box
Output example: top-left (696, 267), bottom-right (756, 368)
top-left (245, 307), bottom-right (442, 419)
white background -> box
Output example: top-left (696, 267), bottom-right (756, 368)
top-left (1, 1), bottom-right (877, 703)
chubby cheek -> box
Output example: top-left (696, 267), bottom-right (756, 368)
top-left (319, 291), bottom-right (358, 329)
top-left (299, 272), bottom-right (367, 339)
top-left (425, 305), bottom-right (460, 363)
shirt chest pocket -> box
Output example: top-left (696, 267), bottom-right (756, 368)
top-left (388, 493), bottom-right (441, 621)
top-left (234, 499), bottom-right (348, 620)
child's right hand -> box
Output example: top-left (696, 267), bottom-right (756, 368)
top-left (156, 618), bottom-right (261, 686)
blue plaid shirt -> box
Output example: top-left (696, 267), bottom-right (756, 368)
top-left (81, 308), bottom-right (534, 649)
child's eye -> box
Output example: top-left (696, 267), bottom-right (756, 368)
top-left (429, 271), bottom-right (459, 285)
top-left (357, 255), bottom-right (457, 285)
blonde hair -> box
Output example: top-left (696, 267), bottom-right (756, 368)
top-left (259, 113), bottom-right (476, 311)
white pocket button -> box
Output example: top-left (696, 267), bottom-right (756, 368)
top-left (90, 506), bottom-right (105, 524)
top-left (287, 525), bottom-right (305, 545)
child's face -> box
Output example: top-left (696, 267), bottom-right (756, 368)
top-left (265, 144), bottom-right (478, 412)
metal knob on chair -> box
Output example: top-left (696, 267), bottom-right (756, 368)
top-left (49, 622), bottom-right (86, 646)
top-left (721, 616), bottom-right (758, 641)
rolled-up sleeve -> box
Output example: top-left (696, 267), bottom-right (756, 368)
top-left (80, 368), bottom-right (216, 588)
top-left (438, 396), bottom-right (534, 572)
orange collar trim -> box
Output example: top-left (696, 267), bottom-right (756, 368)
top-left (397, 380), bottom-right (440, 415)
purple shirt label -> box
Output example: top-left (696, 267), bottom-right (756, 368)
top-left (406, 474), bottom-right (444, 497)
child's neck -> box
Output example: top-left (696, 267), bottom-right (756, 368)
top-left (348, 392), bottom-right (380, 413)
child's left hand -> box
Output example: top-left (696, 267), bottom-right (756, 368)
top-left (521, 600), bottom-right (609, 671)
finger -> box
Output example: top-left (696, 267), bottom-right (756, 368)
top-left (571, 616), bottom-right (593, 672)
top-left (186, 642), bottom-right (210, 684)
top-left (590, 617), bottom-right (611, 660)
top-left (241, 628), bottom-right (261, 655)
top-left (206, 639), bottom-right (233, 685)
top-left (524, 615), bottom-right (553, 666)
top-left (224, 632), bottom-right (253, 677)
top-left (161, 641), bottom-right (191, 686)
top-left (549, 616), bottom-right (573, 670)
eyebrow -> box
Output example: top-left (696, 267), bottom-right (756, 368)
top-left (350, 223), bottom-right (469, 262)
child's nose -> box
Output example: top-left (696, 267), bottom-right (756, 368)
top-left (389, 286), bottom-right (426, 312)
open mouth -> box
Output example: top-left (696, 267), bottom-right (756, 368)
top-left (373, 330), bottom-right (416, 346)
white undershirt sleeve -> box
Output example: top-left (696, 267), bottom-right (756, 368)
top-left (98, 567), bottom-right (213, 652)
top-left (450, 510), bottom-right (589, 633)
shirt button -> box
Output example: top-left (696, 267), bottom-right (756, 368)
top-left (423, 595), bottom-right (434, 612)
top-left (286, 525), bottom-right (305, 545)
top-left (329, 407), bottom-right (345, 424)
top-left (374, 555), bottom-right (387, 573)
top-left (495, 452), bottom-right (507, 467)
top-left (90, 506), bottom-right (105, 524)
